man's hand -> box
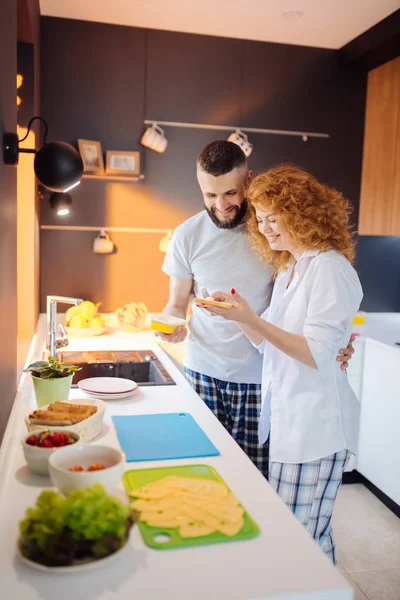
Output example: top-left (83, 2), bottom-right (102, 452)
top-left (337, 333), bottom-right (357, 370)
top-left (155, 326), bottom-right (187, 344)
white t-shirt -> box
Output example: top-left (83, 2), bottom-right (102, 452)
top-left (257, 249), bottom-right (363, 463)
top-left (162, 210), bottom-right (273, 383)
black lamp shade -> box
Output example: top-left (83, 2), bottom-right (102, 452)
top-left (34, 141), bottom-right (83, 193)
top-left (49, 192), bottom-right (72, 215)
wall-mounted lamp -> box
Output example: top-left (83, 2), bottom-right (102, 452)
top-left (49, 192), bottom-right (72, 217)
top-left (141, 123), bottom-right (168, 153)
top-left (227, 129), bottom-right (253, 157)
top-left (3, 116), bottom-right (83, 193)
top-left (93, 229), bottom-right (114, 254)
top-left (159, 230), bottom-right (173, 253)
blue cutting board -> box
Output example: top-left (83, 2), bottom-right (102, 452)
top-left (112, 412), bottom-right (220, 462)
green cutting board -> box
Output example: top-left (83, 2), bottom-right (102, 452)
top-left (122, 464), bottom-right (260, 550)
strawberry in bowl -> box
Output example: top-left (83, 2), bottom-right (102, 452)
top-left (22, 429), bottom-right (80, 475)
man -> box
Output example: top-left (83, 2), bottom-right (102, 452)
top-left (157, 141), bottom-right (354, 478)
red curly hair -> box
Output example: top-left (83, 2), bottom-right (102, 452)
top-left (246, 164), bottom-right (355, 273)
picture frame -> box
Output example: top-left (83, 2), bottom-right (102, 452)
top-left (77, 139), bottom-right (104, 173)
top-left (105, 150), bottom-right (140, 176)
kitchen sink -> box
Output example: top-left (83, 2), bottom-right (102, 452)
top-left (56, 350), bottom-right (176, 387)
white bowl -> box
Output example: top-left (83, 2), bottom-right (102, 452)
top-left (48, 444), bottom-right (125, 495)
top-left (21, 429), bottom-right (80, 475)
top-left (65, 326), bottom-right (106, 337)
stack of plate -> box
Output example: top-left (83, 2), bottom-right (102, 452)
top-left (78, 377), bottom-right (139, 400)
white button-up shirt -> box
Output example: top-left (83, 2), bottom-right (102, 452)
top-left (257, 249), bottom-right (363, 464)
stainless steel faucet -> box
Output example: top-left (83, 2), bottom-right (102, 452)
top-left (46, 295), bottom-right (83, 358)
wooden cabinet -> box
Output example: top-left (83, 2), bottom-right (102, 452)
top-left (357, 341), bottom-right (400, 505)
top-left (358, 57), bottom-right (400, 235)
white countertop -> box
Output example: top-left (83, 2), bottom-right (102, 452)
top-left (0, 315), bottom-right (352, 600)
top-left (352, 312), bottom-right (400, 352)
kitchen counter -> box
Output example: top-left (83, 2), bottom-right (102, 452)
top-left (0, 315), bottom-right (352, 600)
top-left (352, 312), bottom-right (400, 352)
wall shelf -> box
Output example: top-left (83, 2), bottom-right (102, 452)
top-left (82, 173), bottom-right (145, 182)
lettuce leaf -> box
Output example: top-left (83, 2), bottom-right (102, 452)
top-left (18, 484), bottom-right (133, 566)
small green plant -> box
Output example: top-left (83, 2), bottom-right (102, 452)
top-left (24, 355), bottom-right (81, 379)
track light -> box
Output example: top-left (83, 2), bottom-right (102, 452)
top-left (49, 192), bottom-right (72, 216)
top-left (227, 129), bottom-right (253, 157)
top-left (3, 116), bottom-right (83, 193)
top-left (141, 123), bottom-right (168, 153)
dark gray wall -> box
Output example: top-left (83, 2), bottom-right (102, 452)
top-left (355, 236), bottom-right (400, 312)
top-left (40, 17), bottom-right (396, 313)
top-left (0, 0), bottom-right (17, 441)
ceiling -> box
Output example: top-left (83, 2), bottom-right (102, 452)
top-left (39, 0), bottom-right (399, 49)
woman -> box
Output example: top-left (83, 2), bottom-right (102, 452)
top-left (202, 165), bottom-right (363, 563)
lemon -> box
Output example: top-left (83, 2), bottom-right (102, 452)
top-left (70, 315), bottom-right (88, 329)
top-left (88, 316), bottom-right (104, 329)
top-left (78, 300), bottom-right (97, 320)
top-left (65, 305), bottom-right (81, 325)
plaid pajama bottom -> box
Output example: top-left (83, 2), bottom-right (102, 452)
top-left (269, 448), bottom-right (351, 563)
top-left (184, 367), bottom-right (269, 478)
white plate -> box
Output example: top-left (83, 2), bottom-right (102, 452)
top-left (82, 389), bottom-right (140, 401)
top-left (65, 326), bottom-right (106, 337)
top-left (17, 540), bottom-right (128, 573)
top-left (78, 377), bottom-right (137, 394)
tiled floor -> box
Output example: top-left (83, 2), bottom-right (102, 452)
top-left (333, 483), bottom-right (400, 599)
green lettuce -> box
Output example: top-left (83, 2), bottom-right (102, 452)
top-left (19, 484), bottom-right (133, 566)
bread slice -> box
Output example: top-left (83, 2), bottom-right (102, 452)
top-left (194, 298), bottom-right (233, 309)
top-left (47, 402), bottom-right (97, 416)
top-left (29, 402), bottom-right (97, 426)
top-left (29, 409), bottom-right (75, 425)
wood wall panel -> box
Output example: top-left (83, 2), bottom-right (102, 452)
top-left (390, 60), bottom-right (400, 234)
top-left (0, 0), bottom-right (17, 442)
top-left (358, 57), bottom-right (400, 235)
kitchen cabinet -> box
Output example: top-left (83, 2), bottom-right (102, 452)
top-left (357, 341), bottom-right (400, 505)
top-left (345, 338), bottom-right (365, 472)
top-left (358, 56), bottom-right (400, 236)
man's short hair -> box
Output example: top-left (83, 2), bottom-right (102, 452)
top-left (197, 141), bottom-right (247, 176)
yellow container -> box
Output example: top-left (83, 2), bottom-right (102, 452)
top-left (150, 316), bottom-right (187, 334)
top-left (353, 312), bottom-right (366, 325)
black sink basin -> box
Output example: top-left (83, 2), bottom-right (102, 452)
top-left (57, 350), bottom-right (176, 387)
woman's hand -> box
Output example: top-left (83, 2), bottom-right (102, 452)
top-left (204, 289), bottom-right (258, 326)
top-left (154, 326), bottom-right (187, 344)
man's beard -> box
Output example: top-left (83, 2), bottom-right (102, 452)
top-left (205, 199), bottom-right (248, 230)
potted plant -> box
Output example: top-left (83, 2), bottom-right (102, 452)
top-left (24, 356), bottom-right (81, 408)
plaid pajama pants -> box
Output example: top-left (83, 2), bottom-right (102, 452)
top-left (184, 367), bottom-right (269, 478)
top-left (269, 448), bottom-right (351, 563)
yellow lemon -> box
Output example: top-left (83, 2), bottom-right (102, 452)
top-left (65, 305), bottom-right (81, 325)
top-left (88, 316), bottom-right (104, 329)
top-left (78, 300), bottom-right (97, 320)
top-left (70, 315), bottom-right (87, 329)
